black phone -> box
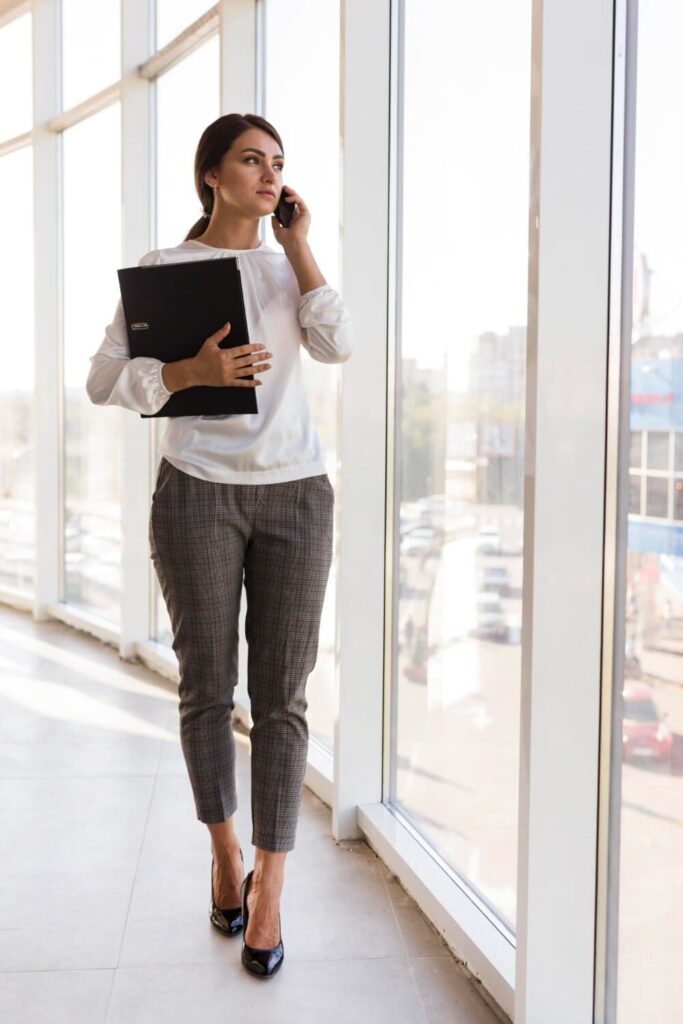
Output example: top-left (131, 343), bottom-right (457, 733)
top-left (274, 186), bottom-right (295, 228)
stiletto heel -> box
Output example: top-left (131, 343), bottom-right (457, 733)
top-left (209, 846), bottom-right (244, 935)
top-left (240, 869), bottom-right (284, 978)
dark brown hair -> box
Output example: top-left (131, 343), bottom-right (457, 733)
top-left (184, 113), bottom-right (285, 241)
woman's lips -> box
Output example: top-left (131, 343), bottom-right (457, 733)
top-left (257, 191), bottom-right (276, 197)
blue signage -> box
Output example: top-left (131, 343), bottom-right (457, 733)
top-left (628, 518), bottom-right (683, 557)
top-left (631, 357), bottom-right (683, 430)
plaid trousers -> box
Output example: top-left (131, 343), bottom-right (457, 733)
top-left (148, 456), bottom-right (334, 852)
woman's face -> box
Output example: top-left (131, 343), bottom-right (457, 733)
top-left (208, 127), bottom-right (285, 217)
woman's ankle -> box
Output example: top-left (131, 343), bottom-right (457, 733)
top-left (252, 847), bottom-right (287, 884)
top-left (207, 819), bottom-right (240, 855)
top-left (212, 839), bottom-right (241, 858)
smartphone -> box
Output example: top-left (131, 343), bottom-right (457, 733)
top-left (274, 186), bottom-right (295, 228)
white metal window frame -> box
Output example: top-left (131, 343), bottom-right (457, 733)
top-left (596, 1), bottom-right (638, 1022)
top-left (0, 0), bottom-right (635, 1020)
top-left (512, 0), bottom-right (616, 1015)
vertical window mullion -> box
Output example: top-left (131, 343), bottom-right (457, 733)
top-left (119, 0), bottom-right (154, 656)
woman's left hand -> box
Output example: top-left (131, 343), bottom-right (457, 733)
top-left (271, 185), bottom-right (311, 248)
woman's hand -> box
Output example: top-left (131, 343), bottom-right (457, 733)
top-left (271, 185), bottom-right (311, 248)
top-left (189, 323), bottom-right (273, 388)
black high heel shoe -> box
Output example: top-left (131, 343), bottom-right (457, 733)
top-left (209, 847), bottom-right (244, 935)
top-left (240, 868), bottom-right (284, 978)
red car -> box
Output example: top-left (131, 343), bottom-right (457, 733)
top-left (622, 681), bottom-right (673, 764)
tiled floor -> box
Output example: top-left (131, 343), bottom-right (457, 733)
top-left (0, 604), bottom-right (502, 1024)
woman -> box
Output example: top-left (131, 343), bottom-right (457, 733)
top-left (86, 113), bottom-right (353, 978)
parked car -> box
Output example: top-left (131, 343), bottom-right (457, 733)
top-left (622, 681), bottom-right (673, 764)
top-left (481, 564), bottom-right (511, 595)
top-left (475, 593), bottom-right (507, 639)
top-left (475, 524), bottom-right (501, 554)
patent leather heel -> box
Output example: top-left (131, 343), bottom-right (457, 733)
top-left (209, 846), bottom-right (244, 936)
top-left (240, 868), bottom-right (284, 978)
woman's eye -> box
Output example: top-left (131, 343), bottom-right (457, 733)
top-left (245, 157), bottom-right (283, 170)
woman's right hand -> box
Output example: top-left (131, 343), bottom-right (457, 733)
top-left (190, 322), bottom-right (272, 387)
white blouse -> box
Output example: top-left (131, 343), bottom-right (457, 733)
top-left (86, 237), bottom-right (353, 484)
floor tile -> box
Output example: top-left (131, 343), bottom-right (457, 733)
top-left (0, 969), bottom-right (113, 1024)
top-left (411, 957), bottom-right (505, 1024)
top-left (0, 776), bottom-right (153, 970)
top-left (106, 959), bottom-right (428, 1024)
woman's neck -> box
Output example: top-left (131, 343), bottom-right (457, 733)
top-left (195, 214), bottom-right (261, 251)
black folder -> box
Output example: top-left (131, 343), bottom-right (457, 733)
top-left (116, 255), bottom-right (258, 418)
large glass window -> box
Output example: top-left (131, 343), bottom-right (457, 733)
top-left (264, 0), bottom-right (342, 754)
top-left (155, 37), bottom-right (220, 251)
top-left (0, 144), bottom-right (34, 594)
top-left (61, 0), bottom-right (120, 110)
top-left (0, 11), bottom-right (32, 138)
top-left (153, 36), bottom-right (219, 645)
top-left (63, 104), bottom-right (122, 620)
top-left (391, 0), bottom-right (531, 930)
top-left (0, 11), bottom-right (33, 597)
top-left (615, 2), bottom-right (683, 1020)
top-left (156, 0), bottom-right (214, 50)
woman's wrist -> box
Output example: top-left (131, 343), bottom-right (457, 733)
top-left (161, 357), bottom-right (196, 394)
top-left (283, 239), bottom-right (326, 294)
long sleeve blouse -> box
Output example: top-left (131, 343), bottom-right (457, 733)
top-left (86, 237), bottom-right (352, 484)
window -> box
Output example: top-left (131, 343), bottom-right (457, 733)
top-left (156, 0), bottom-right (214, 49)
top-left (0, 145), bottom-right (34, 594)
top-left (63, 104), bottom-right (122, 619)
top-left (615, 2), bottom-right (683, 1018)
top-left (391, 0), bottom-right (531, 930)
top-left (263, 0), bottom-right (342, 754)
top-left (0, 10), bottom-right (31, 137)
top-left (152, 34), bottom-right (220, 644)
top-left (645, 475), bottom-right (668, 518)
top-left (646, 430), bottom-right (669, 471)
top-left (674, 431), bottom-right (683, 472)
top-left (629, 429), bottom-right (642, 469)
top-left (61, 0), bottom-right (120, 110)
top-left (628, 474), bottom-right (642, 515)
top-left (155, 37), bottom-right (220, 251)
